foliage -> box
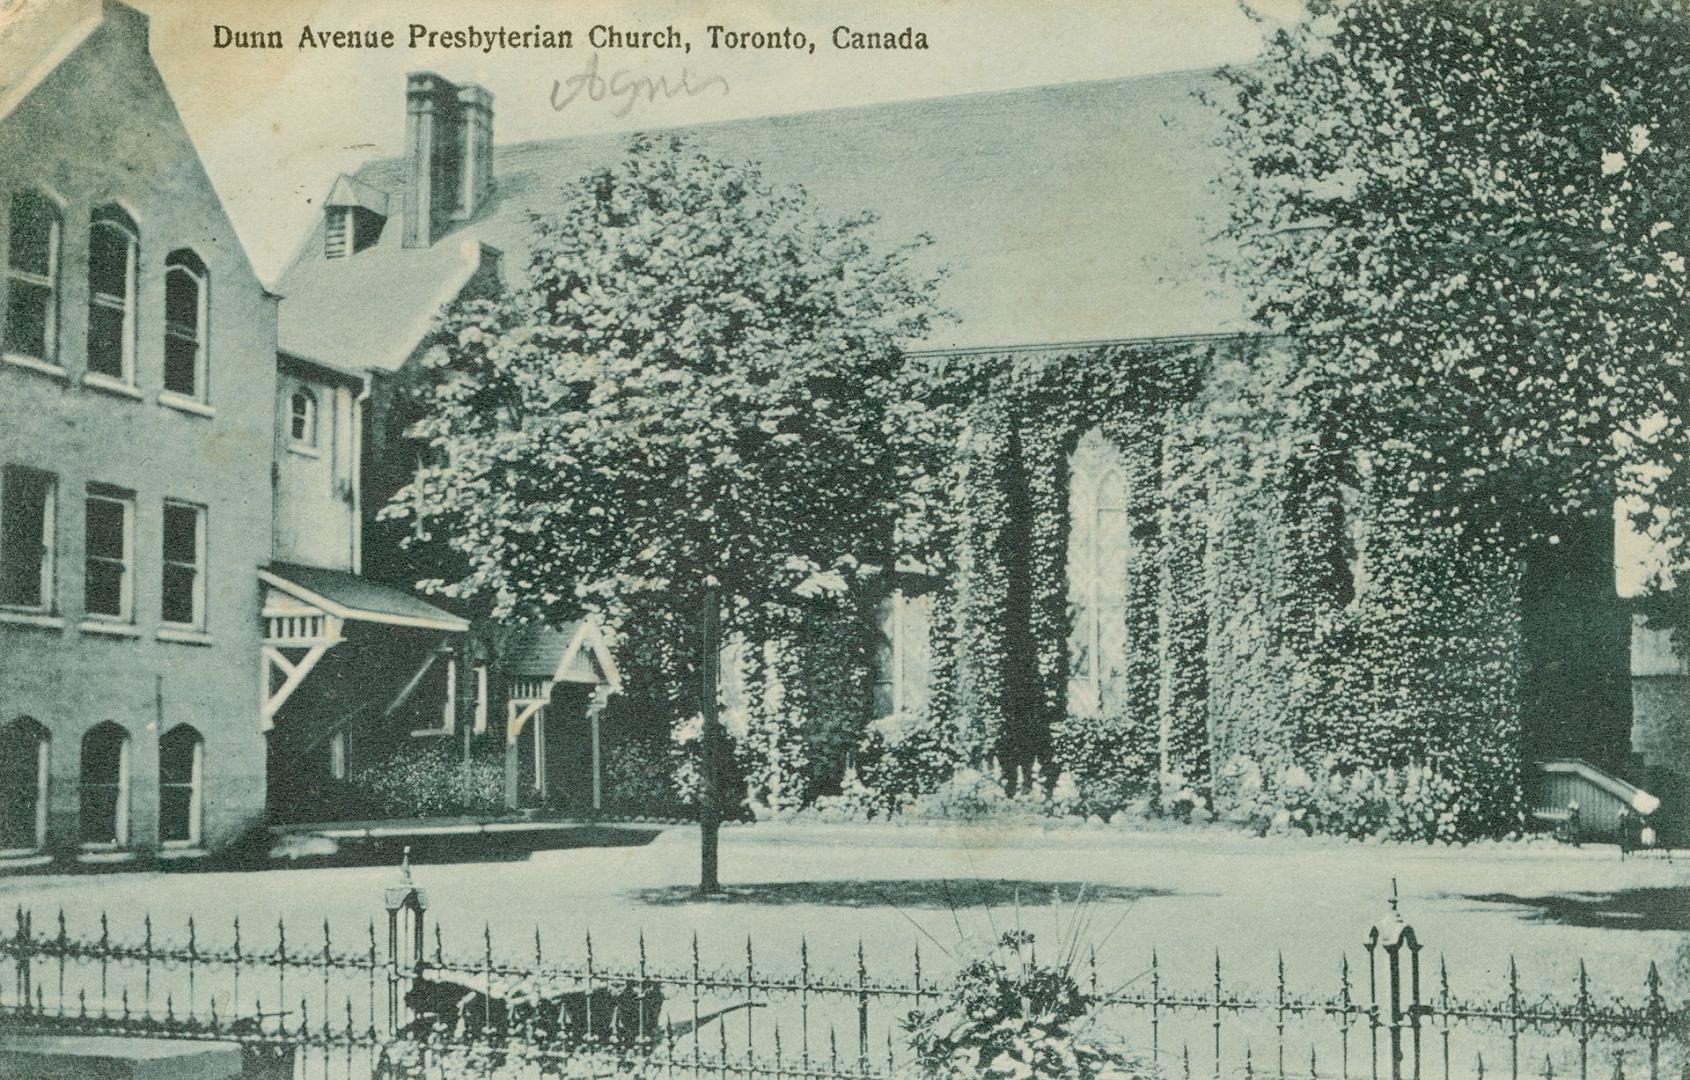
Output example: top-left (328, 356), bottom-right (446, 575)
top-left (390, 133), bottom-right (951, 648)
top-left (600, 736), bottom-right (687, 817)
top-left (352, 743), bottom-right (505, 819)
top-left (903, 930), bottom-right (1149, 1079)
top-left (1212, 0), bottom-right (1689, 570)
top-left (1215, 754), bottom-right (1462, 843)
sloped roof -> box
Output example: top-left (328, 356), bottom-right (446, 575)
top-left (276, 69), bottom-right (1246, 368)
top-left (0, 0), bottom-right (105, 125)
top-left (325, 173), bottom-right (389, 215)
top-left (500, 621), bottom-right (620, 688)
top-left (263, 561), bottom-right (468, 631)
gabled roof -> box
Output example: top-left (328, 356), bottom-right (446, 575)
top-left (501, 621), bottom-right (621, 690)
top-left (263, 561), bottom-right (468, 632)
top-left (325, 173), bottom-right (389, 216)
top-left (0, 0), bottom-right (107, 125)
top-left (275, 70), bottom-right (1246, 369)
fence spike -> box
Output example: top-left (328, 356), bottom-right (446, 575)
top-left (1182, 1043), bottom-right (1192, 1080)
top-left (1245, 1045), bottom-right (1254, 1080)
top-left (78, 989), bottom-right (86, 1020)
top-left (433, 921), bottom-right (443, 966)
top-left (1476, 1050), bottom-right (1485, 1080)
top-left (276, 916), bottom-right (286, 961)
top-left (1310, 1046), bottom-right (1318, 1079)
top-left (144, 912), bottom-right (153, 955)
top-left (187, 916), bottom-right (197, 960)
top-left (56, 908), bottom-right (65, 945)
top-left (232, 915), bottom-right (241, 960)
top-left (1543, 1053), bottom-right (1555, 1080)
top-left (535, 924), bottom-right (543, 966)
top-left (165, 992), bottom-right (175, 1025)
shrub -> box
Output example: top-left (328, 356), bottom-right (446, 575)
top-left (903, 929), bottom-right (1149, 1079)
top-left (602, 736), bottom-right (687, 817)
top-left (1215, 754), bottom-right (1460, 842)
top-left (904, 767), bottom-right (1023, 822)
top-left (352, 743), bottom-right (505, 819)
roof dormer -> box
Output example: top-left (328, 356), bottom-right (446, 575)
top-left (323, 174), bottom-right (388, 258)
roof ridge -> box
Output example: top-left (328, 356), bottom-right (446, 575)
top-left (349, 67), bottom-right (1224, 177)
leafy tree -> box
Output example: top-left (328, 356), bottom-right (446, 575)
top-left (1212, 0), bottom-right (1688, 588)
top-left (389, 135), bottom-right (948, 891)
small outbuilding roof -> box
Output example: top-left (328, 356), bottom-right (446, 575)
top-left (500, 621), bottom-right (621, 691)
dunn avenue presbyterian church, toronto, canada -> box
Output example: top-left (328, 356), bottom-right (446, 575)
top-left (0, 0), bottom-right (1682, 865)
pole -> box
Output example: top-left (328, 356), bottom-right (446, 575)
top-left (698, 584), bottom-right (723, 895)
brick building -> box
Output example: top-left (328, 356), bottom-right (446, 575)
top-left (0, 0), bottom-right (276, 862)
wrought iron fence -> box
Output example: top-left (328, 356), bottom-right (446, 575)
top-left (0, 864), bottom-right (1682, 1080)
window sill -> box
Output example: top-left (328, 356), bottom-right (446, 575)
top-left (80, 619), bottom-right (140, 638)
top-left (0, 609), bottom-right (65, 631)
top-left (76, 848), bottom-right (135, 864)
top-left (157, 626), bottom-right (213, 646)
top-left (83, 373), bottom-right (143, 400)
top-left (410, 728), bottom-right (453, 738)
top-left (158, 390), bottom-right (215, 418)
top-left (0, 852), bottom-right (51, 870)
top-left (288, 442), bottom-right (322, 458)
top-left (2, 353), bottom-right (68, 380)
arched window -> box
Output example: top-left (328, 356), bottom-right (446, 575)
top-left (79, 721), bottom-right (129, 848)
top-left (163, 249), bottom-right (207, 401)
top-left (289, 389), bottom-right (317, 449)
top-left (4, 189), bottom-right (61, 363)
top-left (158, 725), bottom-right (203, 847)
top-left (87, 205), bottom-right (138, 383)
top-left (1067, 428), bottom-right (1131, 716)
top-left (0, 717), bottom-right (49, 853)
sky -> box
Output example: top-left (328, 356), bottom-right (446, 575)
top-left (128, 0), bottom-right (1296, 284)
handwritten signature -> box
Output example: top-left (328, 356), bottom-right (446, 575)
top-left (551, 53), bottom-right (729, 119)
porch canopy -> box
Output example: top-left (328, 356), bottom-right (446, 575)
top-left (500, 621), bottom-right (621, 809)
top-left (259, 562), bottom-right (469, 730)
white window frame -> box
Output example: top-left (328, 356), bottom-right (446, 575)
top-left (83, 486), bottom-right (134, 623)
top-left (86, 207), bottom-right (138, 388)
top-left (158, 726), bottom-right (203, 849)
top-left (324, 206), bottom-right (353, 259)
top-left (4, 188), bottom-right (62, 368)
top-left (162, 252), bottom-right (209, 404)
top-left (0, 466), bottom-right (56, 613)
top-left (0, 720), bottom-right (49, 856)
top-left (289, 389), bottom-right (319, 453)
top-left (160, 499), bottom-right (206, 630)
top-left (78, 725), bottom-right (130, 851)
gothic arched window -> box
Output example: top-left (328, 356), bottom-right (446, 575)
top-left (1067, 428), bottom-right (1131, 716)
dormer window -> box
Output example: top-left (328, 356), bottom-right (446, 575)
top-left (322, 177), bottom-right (388, 259)
top-left (325, 208), bottom-right (352, 259)
top-left (289, 389), bottom-right (318, 451)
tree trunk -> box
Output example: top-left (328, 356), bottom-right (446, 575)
top-left (698, 584), bottom-right (724, 895)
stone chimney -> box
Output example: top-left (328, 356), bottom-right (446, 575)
top-left (401, 73), bottom-right (494, 247)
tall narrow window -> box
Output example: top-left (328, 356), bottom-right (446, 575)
top-left (0, 718), bottom-right (49, 853)
top-left (289, 389), bottom-right (317, 449)
top-left (874, 589), bottom-right (933, 719)
top-left (1, 466), bottom-right (55, 611)
top-left (87, 205), bottom-right (138, 383)
top-left (161, 500), bottom-right (205, 628)
top-left (163, 250), bottom-right (207, 400)
top-left (4, 189), bottom-right (60, 363)
top-left (84, 485), bottom-right (133, 621)
top-left (79, 722), bottom-right (129, 848)
top-left (158, 725), bottom-right (203, 847)
top-left (1067, 429), bottom-right (1132, 716)
top-left (328, 730), bottom-right (347, 781)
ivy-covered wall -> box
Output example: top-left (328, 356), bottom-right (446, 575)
top-left (680, 336), bottom-right (1623, 836)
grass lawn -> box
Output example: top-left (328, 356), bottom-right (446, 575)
top-left (2, 822), bottom-right (1682, 999)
